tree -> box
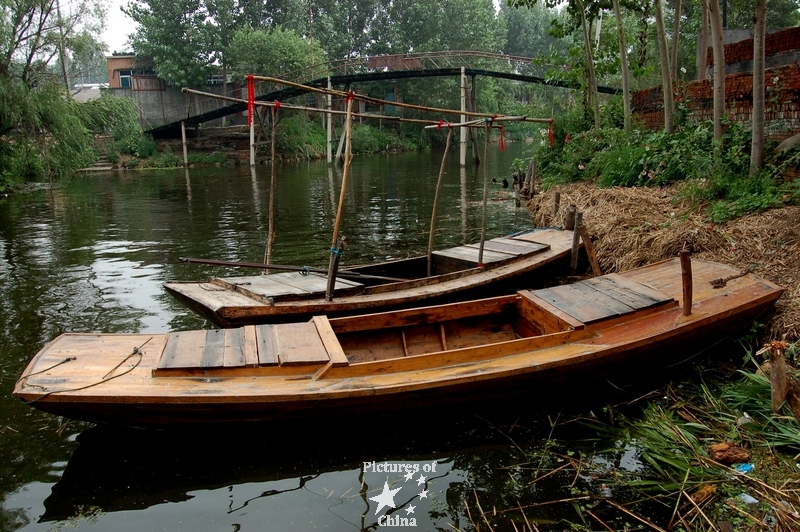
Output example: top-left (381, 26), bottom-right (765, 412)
top-left (707, 0), bottom-right (725, 144)
top-left (654, 0), bottom-right (674, 133)
top-left (611, 0), bottom-right (632, 132)
top-left (124, 0), bottom-right (217, 88)
top-left (227, 26), bottom-right (324, 80)
top-left (749, 0), bottom-right (766, 176)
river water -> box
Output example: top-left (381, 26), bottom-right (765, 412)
top-left (0, 144), bottom-right (648, 531)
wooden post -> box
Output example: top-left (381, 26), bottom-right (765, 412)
top-left (326, 77), bottom-right (332, 165)
top-left (578, 225), bottom-right (601, 276)
top-left (680, 250), bottom-right (693, 316)
top-left (565, 205), bottom-right (577, 230)
top-left (325, 236), bottom-right (346, 302)
top-left (571, 212), bottom-right (582, 273)
top-left (326, 96), bottom-right (354, 300)
top-left (553, 191), bottom-right (561, 221)
top-left (181, 121), bottom-right (189, 168)
top-left (459, 67), bottom-right (467, 166)
top-left (427, 127), bottom-right (453, 276)
top-left (477, 122), bottom-right (490, 266)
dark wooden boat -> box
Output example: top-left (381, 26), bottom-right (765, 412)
top-left (164, 228), bottom-right (575, 326)
top-left (15, 258), bottom-right (783, 428)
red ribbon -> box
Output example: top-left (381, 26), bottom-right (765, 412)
top-left (548, 119), bottom-right (555, 148)
top-left (345, 91), bottom-right (354, 104)
top-left (499, 125), bottom-right (505, 151)
top-left (246, 75), bottom-right (254, 127)
top-left (437, 120), bottom-right (445, 129)
top-left (274, 100), bottom-right (281, 110)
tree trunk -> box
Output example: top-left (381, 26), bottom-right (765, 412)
top-left (671, 0), bottom-right (682, 80)
top-left (749, 0), bottom-right (767, 176)
top-left (654, 0), bottom-right (674, 133)
top-left (697, 1), bottom-right (709, 79)
top-left (612, 0), bottom-right (632, 132)
top-left (708, 0), bottom-right (726, 144)
top-left (576, 0), bottom-right (601, 128)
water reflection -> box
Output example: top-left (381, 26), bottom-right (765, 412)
top-left (0, 145), bottom-right (560, 531)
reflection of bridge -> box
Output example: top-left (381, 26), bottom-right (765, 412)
top-left (147, 50), bottom-right (621, 139)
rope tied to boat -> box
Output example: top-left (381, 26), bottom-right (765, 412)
top-left (299, 266), bottom-right (311, 276)
top-left (23, 337), bottom-right (153, 403)
top-left (16, 357), bottom-right (76, 386)
top-left (330, 246), bottom-right (344, 256)
top-left (710, 265), bottom-right (756, 288)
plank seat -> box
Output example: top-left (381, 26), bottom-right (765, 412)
top-left (525, 274), bottom-right (674, 325)
top-left (211, 272), bottom-right (363, 303)
top-left (155, 320), bottom-right (336, 375)
top-left (432, 236), bottom-right (550, 270)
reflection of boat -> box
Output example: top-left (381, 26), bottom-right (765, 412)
top-left (163, 228), bottom-right (574, 326)
top-left (15, 258), bottom-right (782, 428)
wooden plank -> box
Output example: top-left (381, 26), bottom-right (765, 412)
top-left (158, 330), bottom-right (207, 370)
top-left (492, 237), bottom-right (549, 253)
top-left (275, 323), bottom-right (329, 365)
top-left (312, 316), bottom-right (349, 367)
top-left (583, 276), bottom-right (666, 309)
top-left (517, 290), bottom-right (585, 333)
top-left (531, 286), bottom-right (612, 324)
top-left (222, 328), bottom-right (247, 368)
top-left (242, 326), bottom-right (259, 367)
top-left (433, 246), bottom-right (516, 265)
top-left (164, 282), bottom-right (269, 309)
top-left (213, 275), bottom-right (311, 298)
top-left (201, 329), bottom-right (226, 368)
top-left (602, 274), bottom-right (673, 305)
top-left (563, 282), bottom-right (637, 317)
top-left (255, 324), bottom-right (280, 366)
top-left (465, 241), bottom-right (529, 256)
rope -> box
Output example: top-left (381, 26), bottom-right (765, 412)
top-left (300, 266), bottom-right (311, 276)
top-left (16, 357), bottom-right (76, 386)
top-left (330, 247), bottom-right (343, 256)
top-left (23, 337), bottom-right (153, 404)
top-left (710, 266), bottom-right (755, 288)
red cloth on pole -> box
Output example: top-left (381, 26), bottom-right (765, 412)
top-left (247, 75), bottom-right (255, 126)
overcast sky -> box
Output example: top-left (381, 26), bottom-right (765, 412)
top-left (103, 0), bottom-right (137, 54)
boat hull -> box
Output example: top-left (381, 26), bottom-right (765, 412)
top-left (15, 259), bottom-right (784, 428)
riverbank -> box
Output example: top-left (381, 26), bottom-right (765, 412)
top-left (528, 182), bottom-right (799, 341)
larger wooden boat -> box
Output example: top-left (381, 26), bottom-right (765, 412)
top-left (15, 258), bottom-right (783, 428)
top-left (164, 228), bottom-right (574, 326)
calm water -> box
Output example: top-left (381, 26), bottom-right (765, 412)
top-left (0, 144), bottom-right (648, 531)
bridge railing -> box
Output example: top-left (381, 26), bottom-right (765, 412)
top-left (147, 51), bottom-right (557, 131)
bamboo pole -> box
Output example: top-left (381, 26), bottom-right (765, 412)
top-left (264, 106), bottom-right (278, 273)
top-left (248, 77), bottom-right (553, 124)
top-left (326, 77), bottom-right (332, 164)
top-left (326, 96), bottom-right (354, 301)
top-left (478, 122), bottom-right (490, 266)
top-left (460, 67), bottom-right (467, 166)
top-left (427, 127), bottom-right (454, 276)
top-left (181, 121), bottom-right (189, 167)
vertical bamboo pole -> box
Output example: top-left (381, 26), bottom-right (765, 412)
top-left (326, 96), bottom-right (354, 301)
top-left (478, 123), bottom-right (490, 266)
top-left (181, 121), bottom-right (189, 167)
top-left (427, 127), bottom-right (454, 276)
top-left (680, 250), bottom-right (693, 316)
top-left (565, 205), bottom-right (577, 230)
top-left (326, 77), bottom-right (332, 165)
top-left (553, 191), bottom-right (561, 222)
top-left (460, 67), bottom-right (467, 166)
top-left (571, 212), bottom-right (583, 273)
top-left (247, 75), bottom-right (255, 167)
top-left (264, 106), bottom-right (278, 273)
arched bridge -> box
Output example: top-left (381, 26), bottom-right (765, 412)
top-left (146, 50), bottom-right (621, 139)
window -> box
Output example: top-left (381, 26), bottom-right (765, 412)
top-left (119, 70), bottom-right (132, 88)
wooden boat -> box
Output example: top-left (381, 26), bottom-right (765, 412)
top-left (164, 228), bottom-right (575, 326)
top-left (14, 258), bottom-right (783, 428)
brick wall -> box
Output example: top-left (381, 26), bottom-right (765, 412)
top-left (634, 29), bottom-right (800, 141)
top-left (706, 26), bottom-right (800, 67)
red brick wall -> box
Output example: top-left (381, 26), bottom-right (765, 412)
top-left (706, 26), bottom-right (800, 66)
top-left (632, 63), bottom-right (800, 141)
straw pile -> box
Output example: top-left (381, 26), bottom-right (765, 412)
top-left (527, 183), bottom-right (800, 340)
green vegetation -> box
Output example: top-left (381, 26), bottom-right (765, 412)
top-left (530, 104), bottom-right (800, 222)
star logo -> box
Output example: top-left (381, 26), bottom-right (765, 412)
top-left (370, 481), bottom-right (402, 515)
top-left (418, 489), bottom-right (428, 499)
top-left (404, 471), bottom-right (414, 482)
top-left (406, 505), bottom-right (416, 515)
top-left (416, 475), bottom-right (427, 486)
